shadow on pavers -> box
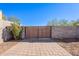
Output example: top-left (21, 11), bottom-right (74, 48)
top-left (6, 38), bottom-right (79, 43)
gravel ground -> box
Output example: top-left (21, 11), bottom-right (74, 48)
top-left (58, 42), bottom-right (79, 56)
top-left (0, 40), bottom-right (17, 55)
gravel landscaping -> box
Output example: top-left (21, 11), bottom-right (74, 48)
top-left (58, 41), bottom-right (79, 56)
top-left (0, 40), bottom-right (17, 54)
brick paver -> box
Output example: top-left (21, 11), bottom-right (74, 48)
top-left (1, 40), bottom-right (71, 56)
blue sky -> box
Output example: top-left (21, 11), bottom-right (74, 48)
top-left (0, 3), bottom-right (79, 26)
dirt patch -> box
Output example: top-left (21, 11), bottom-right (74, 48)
top-left (0, 40), bottom-right (18, 54)
top-left (58, 42), bottom-right (79, 56)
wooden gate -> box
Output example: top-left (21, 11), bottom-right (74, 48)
top-left (25, 26), bottom-right (38, 38)
top-left (38, 26), bottom-right (51, 38)
top-left (25, 26), bottom-right (51, 38)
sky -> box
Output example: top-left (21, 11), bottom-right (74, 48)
top-left (0, 3), bottom-right (79, 26)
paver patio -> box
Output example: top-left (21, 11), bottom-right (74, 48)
top-left (1, 39), bottom-right (71, 56)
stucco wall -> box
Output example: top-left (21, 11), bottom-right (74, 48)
top-left (76, 27), bottom-right (79, 38)
top-left (0, 20), bottom-right (12, 43)
top-left (51, 26), bottom-right (79, 39)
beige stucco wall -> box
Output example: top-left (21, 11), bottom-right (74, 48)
top-left (0, 11), bottom-right (12, 43)
top-left (0, 20), bottom-right (12, 43)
